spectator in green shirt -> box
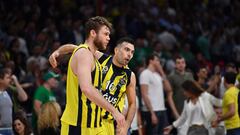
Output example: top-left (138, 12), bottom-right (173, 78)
top-left (32, 71), bottom-right (59, 133)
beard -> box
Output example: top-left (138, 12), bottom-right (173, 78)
top-left (94, 36), bottom-right (105, 50)
top-left (116, 56), bottom-right (129, 67)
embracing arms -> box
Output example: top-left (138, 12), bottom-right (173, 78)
top-left (49, 44), bottom-right (103, 68)
top-left (72, 49), bottom-right (125, 126)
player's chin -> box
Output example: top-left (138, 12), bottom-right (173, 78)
top-left (124, 61), bottom-right (129, 66)
top-left (101, 46), bottom-right (107, 50)
top-left (98, 45), bottom-right (107, 50)
top-left (102, 43), bottom-right (108, 49)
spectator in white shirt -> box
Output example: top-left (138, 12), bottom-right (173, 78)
top-left (164, 80), bottom-right (222, 135)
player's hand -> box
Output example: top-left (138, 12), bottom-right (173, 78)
top-left (21, 83), bottom-right (33, 88)
top-left (151, 112), bottom-right (158, 126)
top-left (11, 75), bottom-right (19, 84)
top-left (49, 51), bottom-right (60, 68)
top-left (116, 123), bottom-right (129, 135)
top-left (211, 119), bottom-right (218, 128)
top-left (163, 125), bottom-right (173, 135)
top-left (112, 111), bottom-right (126, 128)
top-left (211, 116), bottom-right (221, 128)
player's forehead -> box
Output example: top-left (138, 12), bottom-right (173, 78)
top-left (121, 42), bottom-right (134, 49)
top-left (176, 58), bottom-right (185, 63)
top-left (98, 25), bottom-right (110, 33)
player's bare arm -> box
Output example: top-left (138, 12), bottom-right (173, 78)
top-left (156, 61), bottom-right (179, 119)
top-left (163, 79), bottom-right (180, 119)
top-left (118, 72), bottom-right (137, 135)
top-left (140, 84), bottom-right (158, 125)
top-left (49, 44), bottom-right (77, 68)
top-left (12, 75), bottom-right (28, 101)
top-left (125, 72), bottom-right (137, 127)
top-left (33, 100), bottom-right (42, 115)
top-left (49, 44), bottom-right (104, 68)
top-left (71, 48), bottom-right (125, 127)
top-left (125, 72), bottom-right (137, 133)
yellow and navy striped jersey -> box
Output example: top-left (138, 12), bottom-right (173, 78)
top-left (98, 54), bottom-right (132, 120)
top-left (61, 44), bottom-right (102, 128)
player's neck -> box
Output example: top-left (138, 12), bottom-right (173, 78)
top-left (147, 64), bottom-right (156, 72)
top-left (197, 78), bottom-right (205, 85)
top-left (84, 39), bottom-right (97, 54)
top-left (176, 69), bottom-right (185, 75)
top-left (0, 85), bottom-right (7, 91)
top-left (112, 56), bottom-right (124, 68)
top-left (190, 96), bottom-right (198, 104)
top-left (43, 83), bottom-right (51, 91)
top-left (226, 84), bottom-right (235, 89)
top-left (0, 87), bottom-right (5, 91)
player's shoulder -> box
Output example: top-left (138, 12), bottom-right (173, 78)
top-left (74, 46), bottom-right (93, 57)
top-left (98, 53), bottom-right (111, 63)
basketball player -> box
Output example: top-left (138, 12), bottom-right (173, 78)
top-left (49, 37), bottom-right (136, 135)
top-left (60, 16), bottom-right (125, 135)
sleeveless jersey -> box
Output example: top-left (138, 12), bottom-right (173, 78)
top-left (98, 54), bottom-right (132, 120)
top-left (61, 44), bottom-right (102, 128)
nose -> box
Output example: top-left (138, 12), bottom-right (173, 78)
top-left (15, 125), bottom-right (19, 129)
top-left (106, 35), bottom-right (110, 41)
top-left (128, 51), bottom-right (133, 58)
top-left (128, 54), bottom-right (132, 58)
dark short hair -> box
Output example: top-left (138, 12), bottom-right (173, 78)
top-left (226, 62), bottom-right (235, 69)
top-left (224, 71), bottom-right (237, 84)
top-left (0, 65), bottom-right (8, 79)
top-left (146, 53), bottom-right (159, 66)
top-left (85, 16), bottom-right (112, 38)
top-left (116, 37), bottom-right (135, 47)
top-left (174, 55), bottom-right (185, 62)
top-left (182, 80), bottom-right (204, 97)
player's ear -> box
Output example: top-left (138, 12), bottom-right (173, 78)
top-left (90, 30), bottom-right (96, 37)
top-left (114, 47), bottom-right (119, 54)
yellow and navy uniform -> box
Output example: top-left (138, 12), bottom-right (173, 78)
top-left (98, 54), bottom-right (132, 120)
top-left (61, 44), bottom-right (103, 135)
top-left (98, 54), bottom-right (132, 134)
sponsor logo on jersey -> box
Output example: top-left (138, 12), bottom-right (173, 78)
top-left (102, 66), bottom-right (109, 74)
top-left (103, 93), bottom-right (117, 105)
